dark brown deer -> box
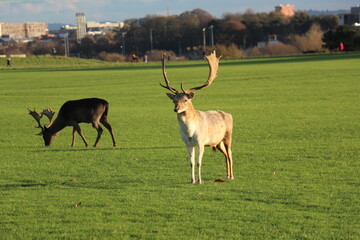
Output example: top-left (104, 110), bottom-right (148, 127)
top-left (160, 51), bottom-right (234, 184)
top-left (28, 98), bottom-right (116, 147)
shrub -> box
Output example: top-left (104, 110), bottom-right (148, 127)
top-left (207, 44), bottom-right (243, 58)
top-left (288, 24), bottom-right (324, 53)
top-left (246, 43), bottom-right (300, 57)
top-left (96, 52), bottom-right (126, 62)
top-left (146, 50), bottom-right (176, 61)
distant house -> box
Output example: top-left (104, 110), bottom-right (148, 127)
top-left (257, 34), bottom-right (280, 48)
top-left (275, 4), bottom-right (295, 17)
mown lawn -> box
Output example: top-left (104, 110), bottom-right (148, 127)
top-left (0, 53), bottom-right (359, 239)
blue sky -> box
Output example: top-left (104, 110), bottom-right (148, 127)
top-left (0, 0), bottom-right (356, 24)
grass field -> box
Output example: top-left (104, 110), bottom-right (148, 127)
top-left (0, 53), bottom-right (359, 239)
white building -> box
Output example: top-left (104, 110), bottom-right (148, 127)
top-left (76, 13), bottom-right (86, 43)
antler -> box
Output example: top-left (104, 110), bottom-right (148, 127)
top-left (182, 50), bottom-right (222, 94)
top-left (41, 107), bottom-right (55, 125)
top-left (28, 108), bottom-right (44, 135)
top-left (159, 53), bottom-right (179, 94)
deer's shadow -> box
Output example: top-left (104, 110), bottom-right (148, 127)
top-left (29, 145), bottom-right (183, 152)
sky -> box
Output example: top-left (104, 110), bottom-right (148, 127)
top-left (0, 0), bottom-right (357, 24)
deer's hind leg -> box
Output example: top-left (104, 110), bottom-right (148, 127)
top-left (217, 138), bottom-right (234, 180)
top-left (100, 116), bottom-right (116, 147)
top-left (223, 132), bottom-right (234, 180)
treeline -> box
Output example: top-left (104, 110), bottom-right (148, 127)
top-left (3, 8), bottom-right (360, 60)
top-left (120, 9), bottom-right (338, 54)
top-left (82, 8), bottom-right (339, 58)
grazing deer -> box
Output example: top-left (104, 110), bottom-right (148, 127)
top-left (160, 51), bottom-right (234, 184)
top-left (28, 98), bottom-right (116, 147)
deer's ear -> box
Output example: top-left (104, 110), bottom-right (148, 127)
top-left (187, 92), bottom-right (195, 99)
top-left (166, 93), bottom-right (176, 100)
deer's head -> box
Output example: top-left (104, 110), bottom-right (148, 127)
top-left (160, 51), bottom-right (221, 114)
top-left (28, 108), bottom-right (55, 146)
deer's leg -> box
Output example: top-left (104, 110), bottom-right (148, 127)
top-left (197, 145), bottom-right (205, 184)
top-left (92, 122), bottom-right (103, 147)
top-left (223, 134), bottom-right (234, 179)
top-left (71, 127), bottom-right (77, 147)
top-left (100, 117), bottom-right (116, 147)
top-left (225, 143), bottom-right (234, 180)
top-left (73, 123), bottom-right (88, 147)
top-left (187, 146), bottom-right (196, 184)
top-left (217, 141), bottom-right (231, 178)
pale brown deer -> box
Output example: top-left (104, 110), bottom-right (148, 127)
top-left (28, 98), bottom-right (116, 147)
top-left (160, 51), bottom-right (234, 184)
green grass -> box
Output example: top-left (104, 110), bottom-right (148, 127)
top-left (0, 53), bottom-right (359, 239)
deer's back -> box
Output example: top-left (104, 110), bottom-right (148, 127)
top-left (196, 110), bottom-right (233, 145)
top-left (58, 98), bottom-right (108, 123)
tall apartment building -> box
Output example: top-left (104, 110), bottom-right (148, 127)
top-left (338, 6), bottom-right (360, 25)
top-left (275, 4), bottom-right (295, 17)
top-left (76, 12), bottom-right (87, 43)
top-left (0, 22), bottom-right (48, 38)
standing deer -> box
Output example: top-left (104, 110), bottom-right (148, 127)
top-left (160, 51), bottom-right (234, 184)
top-left (28, 98), bottom-right (116, 147)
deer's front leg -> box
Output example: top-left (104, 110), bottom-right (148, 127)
top-left (71, 127), bottom-right (77, 147)
top-left (187, 146), bottom-right (195, 184)
top-left (197, 145), bottom-right (205, 184)
top-left (73, 123), bottom-right (88, 147)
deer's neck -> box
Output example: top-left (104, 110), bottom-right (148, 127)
top-left (177, 103), bottom-right (198, 137)
top-left (177, 103), bottom-right (197, 122)
top-left (47, 117), bottom-right (66, 135)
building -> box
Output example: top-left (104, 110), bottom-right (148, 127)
top-left (67, 13), bottom-right (124, 40)
top-left (87, 21), bottom-right (124, 29)
top-left (65, 16), bottom-right (124, 38)
top-left (338, 6), bottom-right (360, 26)
top-left (0, 22), bottom-right (48, 38)
top-left (275, 4), bottom-right (295, 17)
top-left (87, 21), bottom-right (124, 36)
top-left (76, 12), bottom-right (87, 43)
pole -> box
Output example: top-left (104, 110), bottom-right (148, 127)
top-left (64, 37), bottom-right (67, 57)
top-left (209, 25), bottom-right (214, 46)
top-left (122, 32), bottom-right (126, 55)
top-left (150, 28), bottom-right (153, 50)
top-left (66, 37), bottom-right (69, 57)
top-left (202, 28), bottom-right (206, 51)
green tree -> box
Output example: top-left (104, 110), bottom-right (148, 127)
top-left (78, 35), bottom-right (96, 57)
top-left (323, 25), bottom-right (360, 51)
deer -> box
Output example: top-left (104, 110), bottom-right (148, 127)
top-left (160, 51), bottom-right (234, 184)
top-left (28, 98), bottom-right (116, 147)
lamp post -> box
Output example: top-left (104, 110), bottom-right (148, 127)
top-left (209, 25), bottom-right (214, 46)
top-left (59, 33), bottom-right (69, 57)
top-left (121, 32), bottom-right (126, 56)
top-left (150, 28), bottom-right (153, 50)
top-left (202, 28), bottom-right (206, 51)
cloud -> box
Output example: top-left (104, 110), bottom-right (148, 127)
top-left (43, 0), bottom-right (80, 12)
